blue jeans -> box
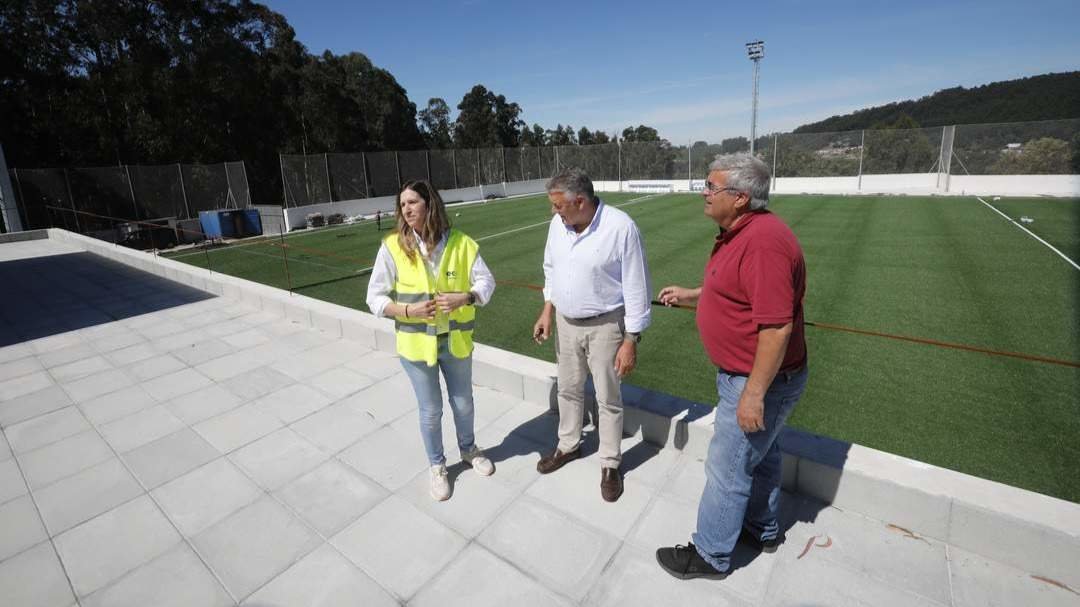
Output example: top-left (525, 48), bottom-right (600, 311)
top-left (692, 365), bottom-right (808, 572)
top-left (399, 336), bottom-right (477, 466)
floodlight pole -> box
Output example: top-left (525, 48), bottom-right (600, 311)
top-left (746, 41), bottom-right (764, 156)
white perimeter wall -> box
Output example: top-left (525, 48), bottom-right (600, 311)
top-left (277, 179), bottom-right (548, 231)
top-left (596, 174), bottom-right (1079, 198)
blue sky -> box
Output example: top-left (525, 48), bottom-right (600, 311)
top-left (262, 0), bottom-right (1080, 144)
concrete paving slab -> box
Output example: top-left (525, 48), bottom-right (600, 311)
top-left (0, 494), bottom-right (48, 562)
top-left (252, 383), bottom-right (333, 425)
top-left (526, 455), bottom-right (653, 539)
top-left (53, 495), bottom-right (180, 598)
top-left (60, 368), bottom-right (135, 403)
top-left (337, 424), bottom-right (432, 492)
top-left (331, 494), bottom-right (467, 601)
top-left (627, 493), bottom-right (698, 552)
top-left (151, 457), bottom-right (262, 537)
top-left (121, 428), bottom-right (221, 489)
top-left (397, 461), bottom-right (518, 539)
top-left (5, 406), bottom-right (90, 453)
top-left (308, 366), bottom-right (376, 401)
top-left (335, 373), bottom-right (415, 425)
top-left (77, 385), bottom-right (158, 426)
top-left (0, 459), bottom-right (28, 504)
top-left (229, 427), bottom-right (328, 490)
top-left (86, 330), bottom-right (146, 355)
top-left (0, 540), bottom-right (76, 607)
top-left (194, 402), bottom-right (284, 453)
top-left (193, 496), bottom-right (321, 600)
top-left (241, 543), bottom-right (398, 607)
top-left (101, 342), bottom-right (160, 367)
top-left (0, 431), bottom-right (9, 462)
top-left (949, 545), bottom-right (1080, 607)
top-left (166, 384), bottom-right (244, 425)
top-left (171, 338), bottom-right (236, 366)
top-left (285, 398), bottom-right (382, 455)
top-left (762, 553), bottom-right (947, 607)
top-left (0, 385), bottom-right (73, 427)
top-left (0, 344), bottom-right (32, 365)
top-left (37, 343), bottom-right (98, 369)
top-left (584, 543), bottom-right (751, 607)
top-left (18, 428), bottom-right (114, 489)
top-left (99, 404), bottom-right (186, 453)
top-left (478, 495), bottom-right (620, 601)
top-left (472, 423), bottom-right (548, 491)
top-left (124, 353), bottom-right (187, 382)
top-left (50, 355), bottom-right (113, 383)
top-left (344, 349), bottom-right (404, 380)
top-left (412, 543), bottom-right (574, 607)
top-left (219, 365), bottom-right (296, 403)
top-left (0, 370), bottom-right (54, 402)
top-left (0, 355), bottom-right (43, 382)
top-left (34, 457), bottom-right (143, 535)
top-left (139, 367), bottom-right (213, 402)
top-left (274, 460), bottom-right (388, 538)
top-left (81, 543), bottom-right (233, 607)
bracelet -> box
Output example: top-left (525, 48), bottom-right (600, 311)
top-left (404, 304), bottom-right (409, 318)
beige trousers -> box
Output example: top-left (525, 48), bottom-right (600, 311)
top-left (555, 308), bottom-right (625, 469)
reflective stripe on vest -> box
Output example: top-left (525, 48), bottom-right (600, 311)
top-left (385, 229), bottom-right (479, 366)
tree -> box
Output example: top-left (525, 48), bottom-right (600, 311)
top-left (453, 84), bottom-right (523, 148)
top-left (861, 114), bottom-right (936, 174)
top-left (418, 98), bottom-right (453, 149)
top-left (990, 137), bottom-right (1071, 174)
top-left (520, 123), bottom-right (546, 147)
top-left (547, 124), bottom-right (576, 146)
top-left (593, 131), bottom-right (611, 145)
top-left (577, 127), bottom-right (594, 146)
top-left (719, 137), bottom-right (750, 155)
top-left (621, 125), bottom-right (662, 142)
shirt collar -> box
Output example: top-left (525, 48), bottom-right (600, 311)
top-left (411, 229), bottom-right (448, 258)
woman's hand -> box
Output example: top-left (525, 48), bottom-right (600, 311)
top-left (434, 292), bottom-right (471, 313)
top-left (404, 300), bottom-right (437, 319)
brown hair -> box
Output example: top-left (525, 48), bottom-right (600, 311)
top-left (395, 180), bottom-right (451, 262)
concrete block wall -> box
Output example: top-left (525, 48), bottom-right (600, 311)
top-left (29, 227), bottom-right (1080, 585)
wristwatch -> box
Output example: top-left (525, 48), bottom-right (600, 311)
top-left (466, 291), bottom-right (477, 305)
top-left (624, 332), bottom-right (642, 344)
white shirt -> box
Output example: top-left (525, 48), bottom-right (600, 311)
top-left (542, 201), bottom-right (652, 333)
top-left (366, 230), bottom-right (495, 324)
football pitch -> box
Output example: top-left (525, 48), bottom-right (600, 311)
top-left (165, 192), bottom-right (1080, 502)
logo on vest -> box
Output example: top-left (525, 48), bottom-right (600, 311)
top-left (445, 270), bottom-right (457, 279)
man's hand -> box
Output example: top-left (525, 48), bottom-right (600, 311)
top-left (657, 285), bottom-right (699, 306)
top-left (735, 391), bottom-right (765, 433)
top-left (406, 300), bottom-right (437, 319)
top-left (434, 292), bottom-right (470, 313)
top-left (533, 313), bottom-right (552, 344)
top-left (614, 340), bottom-right (636, 378)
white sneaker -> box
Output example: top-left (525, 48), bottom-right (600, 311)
top-left (429, 464), bottom-right (450, 501)
top-left (462, 446), bottom-right (495, 476)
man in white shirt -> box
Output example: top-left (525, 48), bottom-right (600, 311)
top-left (532, 167), bottom-right (652, 502)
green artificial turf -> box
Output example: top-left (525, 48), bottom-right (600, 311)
top-left (166, 193), bottom-right (1080, 502)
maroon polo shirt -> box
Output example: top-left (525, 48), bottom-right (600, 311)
top-left (696, 210), bottom-right (807, 375)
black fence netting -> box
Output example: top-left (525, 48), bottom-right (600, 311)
top-left (327, 153), bottom-right (368, 200)
top-left (479, 147), bottom-right (503, 184)
top-left (429, 149), bottom-right (457, 190)
top-left (455, 149), bottom-right (479, 188)
top-left (398, 150), bottom-right (430, 184)
top-left (366, 151), bottom-right (399, 198)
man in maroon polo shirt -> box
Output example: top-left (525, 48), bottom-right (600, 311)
top-left (654, 154), bottom-right (808, 580)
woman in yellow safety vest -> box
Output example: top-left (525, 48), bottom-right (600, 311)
top-left (365, 180), bottom-right (496, 501)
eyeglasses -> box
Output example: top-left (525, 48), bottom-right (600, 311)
top-left (703, 182), bottom-right (742, 196)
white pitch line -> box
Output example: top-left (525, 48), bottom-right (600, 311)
top-left (975, 196), bottom-right (1079, 271)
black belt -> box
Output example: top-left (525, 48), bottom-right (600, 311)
top-left (718, 364), bottom-right (805, 380)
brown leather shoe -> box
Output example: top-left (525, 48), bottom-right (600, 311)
top-left (536, 448), bottom-right (580, 474)
top-left (601, 467), bottom-right (623, 502)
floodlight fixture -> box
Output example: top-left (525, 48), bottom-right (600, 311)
top-left (746, 41), bottom-right (764, 154)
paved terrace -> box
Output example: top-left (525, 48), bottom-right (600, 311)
top-left (0, 237), bottom-right (1078, 607)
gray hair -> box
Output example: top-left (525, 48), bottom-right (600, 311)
top-left (708, 154), bottom-right (771, 210)
top-left (546, 167), bottom-right (595, 203)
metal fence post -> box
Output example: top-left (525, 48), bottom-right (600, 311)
top-left (177, 163), bottom-right (192, 219)
top-left (617, 141), bottom-right (622, 192)
top-left (394, 151), bottom-right (402, 191)
top-left (857, 130), bottom-right (865, 192)
top-left (240, 161), bottom-right (252, 207)
top-left (278, 154), bottom-right (288, 207)
top-left (324, 153), bottom-right (333, 203)
top-left (772, 134), bottom-right (778, 188)
top-left (223, 162), bottom-right (235, 209)
top-left (425, 150), bottom-right (432, 183)
top-left (361, 152), bottom-right (372, 198)
top-left (452, 149), bottom-right (459, 189)
top-left (124, 164), bottom-right (139, 219)
top-left (63, 168), bottom-right (81, 232)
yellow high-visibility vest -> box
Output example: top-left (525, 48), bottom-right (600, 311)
top-left (385, 229), bottom-right (478, 366)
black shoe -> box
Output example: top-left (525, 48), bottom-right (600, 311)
top-left (600, 467), bottom-right (623, 502)
top-left (655, 543), bottom-right (729, 580)
top-left (536, 448), bottom-right (580, 474)
top-left (738, 528), bottom-right (782, 553)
